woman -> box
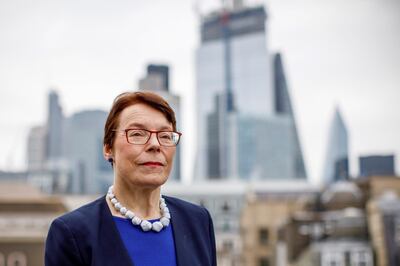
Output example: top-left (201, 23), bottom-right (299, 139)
top-left (45, 91), bottom-right (217, 266)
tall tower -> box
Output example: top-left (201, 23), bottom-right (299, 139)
top-left (323, 107), bottom-right (349, 184)
top-left (139, 64), bottom-right (170, 92)
top-left (273, 53), bottom-right (307, 178)
top-left (26, 125), bottom-right (47, 172)
top-left (195, 3), bottom-right (307, 181)
top-left (195, 4), bottom-right (272, 180)
top-left (139, 64), bottom-right (181, 181)
top-left (46, 90), bottom-right (64, 167)
top-left (64, 110), bottom-right (110, 194)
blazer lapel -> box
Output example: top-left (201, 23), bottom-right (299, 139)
top-left (98, 196), bottom-right (135, 266)
top-left (167, 198), bottom-right (192, 266)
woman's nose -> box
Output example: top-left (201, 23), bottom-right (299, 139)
top-left (146, 132), bottom-right (161, 150)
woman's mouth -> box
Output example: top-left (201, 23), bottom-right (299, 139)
top-left (141, 161), bottom-right (164, 166)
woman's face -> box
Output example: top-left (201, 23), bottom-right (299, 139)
top-left (106, 103), bottom-right (176, 188)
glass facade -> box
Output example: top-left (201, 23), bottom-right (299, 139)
top-left (195, 6), bottom-right (307, 181)
top-left (323, 109), bottom-right (349, 184)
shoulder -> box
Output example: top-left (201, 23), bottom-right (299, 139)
top-left (52, 196), bottom-right (107, 230)
top-left (163, 195), bottom-right (204, 211)
top-left (162, 195), bottom-right (217, 265)
top-left (45, 196), bottom-right (109, 265)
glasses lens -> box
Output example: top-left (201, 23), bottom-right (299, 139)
top-left (158, 132), bottom-right (179, 146)
top-left (127, 129), bottom-right (149, 144)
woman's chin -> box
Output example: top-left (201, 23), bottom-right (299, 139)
top-left (132, 174), bottom-right (168, 188)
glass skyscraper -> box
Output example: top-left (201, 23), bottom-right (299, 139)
top-left (323, 108), bottom-right (349, 184)
top-left (139, 64), bottom-right (181, 181)
top-left (195, 5), bottom-right (307, 180)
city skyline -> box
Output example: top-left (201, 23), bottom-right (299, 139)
top-left (0, 0), bottom-right (399, 185)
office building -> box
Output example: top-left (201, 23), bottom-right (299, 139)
top-left (195, 3), bottom-right (306, 180)
top-left (64, 110), bottom-right (111, 194)
top-left (26, 125), bottom-right (47, 172)
top-left (26, 91), bottom-right (113, 194)
top-left (241, 181), bottom-right (318, 266)
top-left (0, 181), bottom-right (67, 266)
top-left (163, 180), bottom-right (246, 266)
top-left (359, 155), bottom-right (395, 177)
top-left (26, 91), bottom-right (68, 193)
top-left (366, 176), bottom-right (400, 266)
top-left (139, 64), bottom-right (181, 181)
top-left (273, 53), bottom-right (307, 178)
top-left (46, 90), bottom-right (64, 166)
top-left (323, 108), bottom-right (349, 184)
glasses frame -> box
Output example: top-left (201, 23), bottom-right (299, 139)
top-left (113, 128), bottom-right (182, 147)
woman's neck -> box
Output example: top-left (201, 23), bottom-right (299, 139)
top-left (109, 180), bottom-right (162, 220)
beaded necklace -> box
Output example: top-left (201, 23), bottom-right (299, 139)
top-left (107, 186), bottom-right (170, 232)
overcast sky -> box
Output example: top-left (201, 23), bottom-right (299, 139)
top-left (0, 0), bottom-right (399, 184)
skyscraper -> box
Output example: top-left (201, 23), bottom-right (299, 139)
top-left (139, 64), bottom-right (181, 181)
top-left (195, 4), bottom-right (307, 180)
top-left (323, 108), bottom-right (349, 184)
top-left (147, 64), bottom-right (169, 91)
top-left (272, 53), bottom-right (307, 179)
top-left (46, 90), bottom-right (64, 166)
top-left (27, 91), bottom-right (114, 194)
top-left (26, 125), bottom-right (46, 172)
top-left (64, 110), bottom-right (111, 194)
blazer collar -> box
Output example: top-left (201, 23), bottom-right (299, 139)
top-left (98, 195), bottom-right (189, 266)
top-left (165, 197), bottom-right (192, 266)
top-left (98, 196), bottom-right (135, 266)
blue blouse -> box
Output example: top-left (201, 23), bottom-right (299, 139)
top-left (113, 216), bottom-right (177, 266)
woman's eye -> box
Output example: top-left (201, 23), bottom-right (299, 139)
top-left (159, 133), bottom-right (172, 139)
top-left (130, 131), bottom-right (145, 137)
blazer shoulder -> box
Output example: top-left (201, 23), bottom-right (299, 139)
top-left (54, 196), bottom-right (106, 228)
top-left (163, 195), bottom-right (210, 218)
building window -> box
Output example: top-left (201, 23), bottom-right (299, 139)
top-left (222, 201), bottom-right (230, 212)
top-left (321, 251), bottom-right (345, 266)
top-left (350, 250), bottom-right (372, 266)
top-left (6, 252), bottom-right (27, 266)
top-left (259, 228), bottom-right (269, 245)
top-left (258, 257), bottom-right (270, 266)
top-left (223, 220), bottom-right (230, 232)
top-left (222, 240), bottom-right (234, 251)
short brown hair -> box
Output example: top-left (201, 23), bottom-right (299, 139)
top-left (103, 91), bottom-right (177, 149)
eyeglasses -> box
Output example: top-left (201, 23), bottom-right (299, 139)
top-left (114, 128), bottom-right (182, 147)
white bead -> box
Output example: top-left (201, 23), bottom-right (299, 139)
top-left (160, 217), bottom-right (170, 227)
top-left (125, 210), bottom-right (134, 219)
top-left (109, 187), bottom-right (170, 232)
top-left (140, 220), bottom-right (152, 231)
top-left (132, 216), bottom-right (142, 225)
top-left (152, 221), bottom-right (163, 232)
top-left (120, 207), bottom-right (127, 215)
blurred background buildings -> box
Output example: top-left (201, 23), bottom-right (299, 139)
top-left (0, 0), bottom-right (399, 265)
top-left (195, 4), bottom-right (306, 181)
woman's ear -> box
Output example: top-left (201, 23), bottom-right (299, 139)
top-left (103, 144), bottom-right (113, 161)
top-left (104, 144), bottom-right (114, 167)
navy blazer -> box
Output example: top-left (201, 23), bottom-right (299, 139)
top-left (45, 195), bottom-right (217, 266)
